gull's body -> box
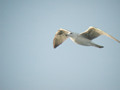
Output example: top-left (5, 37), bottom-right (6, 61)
top-left (53, 26), bottom-right (120, 48)
top-left (69, 34), bottom-right (94, 46)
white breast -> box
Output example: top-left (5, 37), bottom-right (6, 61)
top-left (70, 36), bottom-right (92, 46)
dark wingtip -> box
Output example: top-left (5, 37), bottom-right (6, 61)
top-left (53, 46), bottom-right (56, 49)
top-left (53, 45), bottom-right (58, 49)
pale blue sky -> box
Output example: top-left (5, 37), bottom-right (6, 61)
top-left (1, 0), bottom-right (120, 90)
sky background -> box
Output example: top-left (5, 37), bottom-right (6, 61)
top-left (1, 0), bottom-right (120, 90)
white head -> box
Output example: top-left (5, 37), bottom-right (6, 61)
top-left (67, 32), bottom-right (78, 38)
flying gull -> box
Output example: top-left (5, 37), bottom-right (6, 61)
top-left (53, 26), bottom-right (120, 48)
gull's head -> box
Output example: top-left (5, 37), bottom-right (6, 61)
top-left (67, 32), bottom-right (78, 38)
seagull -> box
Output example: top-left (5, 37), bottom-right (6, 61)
top-left (53, 26), bottom-right (120, 48)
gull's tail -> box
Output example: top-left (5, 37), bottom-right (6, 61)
top-left (91, 43), bottom-right (104, 48)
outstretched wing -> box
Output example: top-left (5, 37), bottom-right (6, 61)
top-left (80, 26), bottom-right (120, 43)
top-left (53, 29), bottom-right (71, 48)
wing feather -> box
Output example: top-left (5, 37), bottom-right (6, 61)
top-left (80, 26), bottom-right (120, 43)
top-left (53, 29), bottom-right (70, 48)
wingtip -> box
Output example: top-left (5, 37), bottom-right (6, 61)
top-left (53, 46), bottom-right (56, 49)
top-left (53, 45), bottom-right (58, 49)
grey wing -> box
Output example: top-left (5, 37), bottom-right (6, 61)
top-left (80, 26), bottom-right (120, 43)
top-left (80, 27), bottom-right (101, 40)
top-left (53, 29), bottom-right (70, 48)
